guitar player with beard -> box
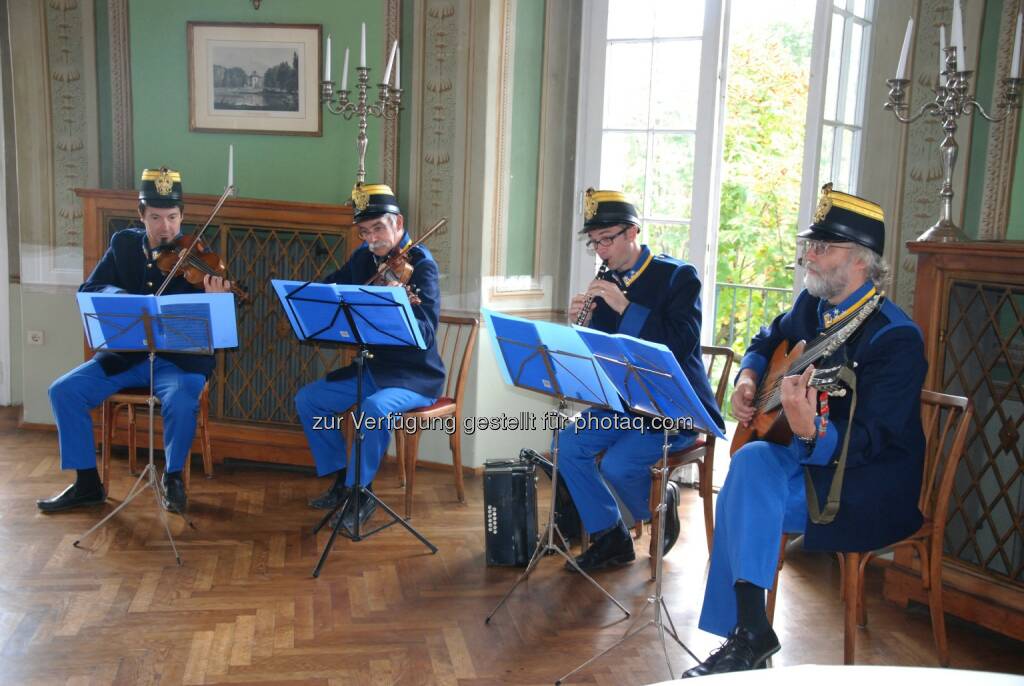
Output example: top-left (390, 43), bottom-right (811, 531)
top-left (681, 184), bottom-right (927, 678)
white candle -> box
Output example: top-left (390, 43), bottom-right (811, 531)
top-left (325, 34), bottom-right (332, 81)
top-left (939, 24), bottom-right (947, 85)
top-left (228, 144), bottom-right (234, 189)
top-left (383, 40), bottom-right (398, 85)
top-left (360, 22), bottom-right (366, 68)
top-left (1012, 12), bottom-right (1023, 79)
top-left (341, 47), bottom-right (350, 91)
top-left (896, 17), bottom-right (913, 79)
top-left (951, 0), bottom-right (965, 72)
top-left (396, 46), bottom-right (401, 89)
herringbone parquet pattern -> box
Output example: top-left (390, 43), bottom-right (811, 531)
top-left (2, 408), bottom-right (1023, 685)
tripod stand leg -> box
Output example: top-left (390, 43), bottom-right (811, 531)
top-left (152, 471), bottom-right (183, 566)
top-left (74, 463), bottom-right (154, 546)
top-left (364, 489), bottom-right (437, 553)
top-left (555, 602), bottom-right (655, 685)
top-left (485, 521), bottom-right (553, 623)
top-left (311, 509), bottom-right (348, 578)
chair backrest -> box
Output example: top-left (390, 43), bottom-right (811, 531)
top-left (918, 389), bottom-right (973, 522)
top-left (436, 314), bottom-right (480, 407)
top-left (701, 345), bottom-right (736, 408)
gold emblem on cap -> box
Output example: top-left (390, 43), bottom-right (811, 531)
top-left (584, 188), bottom-right (598, 221)
top-left (352, 183), bottom-right (369, 211)
top-left (154, 167), bottom-right (174, 196)
top-left (814, 182), bottom-right (833, 224)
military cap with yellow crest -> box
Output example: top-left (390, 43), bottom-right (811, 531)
top-left (581, 188), bottom-right (640, 233)
top-left (799, 183), bottom-right (885, 256)
top-left (139, 167), bottom-right (183, 208)
top-left (351, 182), bottom-right (401, 222)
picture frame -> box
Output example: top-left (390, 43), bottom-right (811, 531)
top-left (188, 22), bottom-right (322, 136)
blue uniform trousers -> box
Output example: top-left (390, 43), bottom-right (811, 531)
top-left (48, 358), bottom-right (206, 473)
top-left (295, 373), bottom-right (435, 486)
top-left (557, 408), bottom-right (696, 535)
top-left (697, 439), bottom-right (809, 637)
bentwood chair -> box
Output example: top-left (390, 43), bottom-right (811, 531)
top-left (645, 345), bottom-right (734, 573)
top-left (395, 315), bottom-right (480, 519)
top-left (766, 390), bottom-right (972, 666)
top-left (99, 381), bottom-right (215, 492)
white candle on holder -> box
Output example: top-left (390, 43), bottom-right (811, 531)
top-left (938, 24), bottom-right (947, 85)
top-left (341, 47), bottom-right (349, 91)
top-left (325, 34), bottom-right (332, 82)
top-left (228, 144), bottom-right (234, 189)
top-left (360, 22), bottom-right (366, 68)
top-left (396, 46), bottom-right (401, 89)
top-left (896, 17), bottom-right (913, 79)
top-left (951, 0), bottom-right (966, 72)
top-left (1012, 12), bottom-right (1023, 79)
top-left (383, 40), bottom-right (398, 85)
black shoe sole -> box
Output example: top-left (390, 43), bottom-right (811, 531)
top-left (37, 496), bottom-right (106, 513)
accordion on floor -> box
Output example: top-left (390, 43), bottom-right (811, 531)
top-left (483, 456), bottom-right (538, 566)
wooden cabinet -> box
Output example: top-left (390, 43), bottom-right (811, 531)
top-left (77, 189), bottom-right (359, 466)
top-left (884, 241), bottom-right (1024, 641)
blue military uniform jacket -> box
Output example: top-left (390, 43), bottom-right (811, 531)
top-left (740, 281), bottom-right (927, 552)
top-left (590, 247), bottom-right (724, 432)
top-left (321, 234), bottom-right (446, 399)
top-left (81, 228), bottom-right (216, 378)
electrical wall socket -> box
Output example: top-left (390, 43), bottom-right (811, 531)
top-left (27, 330), bottom-right (44, 346)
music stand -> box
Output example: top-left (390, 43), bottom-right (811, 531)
top-left (271, 279), bottom-right (438, 578)
top-left (481, 309), bottom-right (631, 623)
top-left (72, 292), bottom-right (237, 565)
top-left (556, 328), bottom-right (726, 683)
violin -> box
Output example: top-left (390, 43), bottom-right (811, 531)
top-left (364, 217), bottom-right (447, 305)
top-left (153, 234), bottom-right (248, 301)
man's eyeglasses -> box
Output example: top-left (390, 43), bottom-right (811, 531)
top-left (798, 239), bottom-right (854, 257)
top-left (585, 227), bottom-right (628, 250)
top-left (357, 224), bottom-right (389, 240)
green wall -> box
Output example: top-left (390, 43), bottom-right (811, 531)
top-left (506, 0), bottom-right (545, 275)
top-left (129, 0), bottom-right (385, 204)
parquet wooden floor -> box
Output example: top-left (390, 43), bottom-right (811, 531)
top-left (2, 408), bottom-right (1023, 685)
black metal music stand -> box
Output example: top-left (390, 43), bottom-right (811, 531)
top-left (481, 309), bottom-right (631, 623)
top-left (72, 296), bottom-right (226, 565)
top-left (275, 280), bottom-right (438, 577)
top-left (556, 329), bottom-right (726, 683)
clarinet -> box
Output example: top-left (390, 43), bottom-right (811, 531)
top-left (575, 261), bottom-right (611, 326)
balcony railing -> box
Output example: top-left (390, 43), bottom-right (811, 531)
top-left (713, 282), bottom-right (793, 352)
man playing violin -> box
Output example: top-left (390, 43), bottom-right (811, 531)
top-left (682, 185), bottom-right (926, 677)
top-left (560, 189), bottom-right (724, 572)
top-left (38, 167), bottom-right (232, 515)
top-left (296, 183), bottom-right (445, 535)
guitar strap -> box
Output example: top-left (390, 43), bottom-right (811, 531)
top-left (804, 364), bottom-right (857, 524)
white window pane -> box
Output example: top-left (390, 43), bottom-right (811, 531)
top-left (853, 0), bottom-right (869, 19)
top-left (644, 221), bottom-right (691, 260)
top-left (653, 0), bottom-right (704, 38)
top-left (651, 40), bottom-right (702, 129)
top-left (833, 0), bottom-right (844, 7)
top-left (601, 131), bottom-right (648, 210)
top-left (648, 132), bottom-right (695, 219)
top-left (824, 14), bottom-right (843, 121)
top-left (819, 124), bottom-right (836, 187)
top-left (837, 127), bottom-right (854, 189)
top-left (843, 22), bottom-right (863, 123)
top-left (608, 0), bottom-right (654, 39)
top-left (603, 42), bottom-right (652, 129)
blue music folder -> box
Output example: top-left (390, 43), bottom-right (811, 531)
top-left (76, 292), bottom-right (238, 352)
top-left (574, 327), bottom-right (725, 439)
top-left (482, 308), bottom-right (622, 412)
top-left (271, 279), bottom-right (425, 349)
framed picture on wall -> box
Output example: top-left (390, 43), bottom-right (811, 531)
top-left (188, 22), bottom-right (322, 136)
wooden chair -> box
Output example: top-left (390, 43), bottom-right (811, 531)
top-left (396, 315), bottom-right (480, 519)
top-left (645, 345), bottom-right (734, 571)
top-left (99, 382), bottom-right (215, 492)
top-left (766, 390), bottom-right (972, 666)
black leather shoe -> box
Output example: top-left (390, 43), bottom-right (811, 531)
top-left (681, 626), bottom-right (780, 678)
top-left (339, 490), bottom-right (377, 535)
top-left (161, 472), bottom-right (187, 514)
top-left (662, 481), bottom-right (681, 555)
top-left (309, 482), bottom-right (348, 509)
top-left (565, 521), bottom-right (635, 572)
top-left (37, 483), bottom-right (106, 513)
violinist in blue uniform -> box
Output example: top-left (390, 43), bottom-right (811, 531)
top-left (561, 189), bottom-right (724, 572)
top-left (296, 183), bottom-right (445, 534)
top-left (683, 185), bottom-right (927, 677)
top-left (38, 168), bottom-right (232, 515)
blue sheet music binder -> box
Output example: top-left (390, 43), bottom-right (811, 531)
top-left (271, 279), bottom-right (426, 349)
top-left (76, 292), bottom-right (238, 352)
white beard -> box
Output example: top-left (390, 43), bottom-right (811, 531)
top-left (804, 267), bottom-right (847, 302)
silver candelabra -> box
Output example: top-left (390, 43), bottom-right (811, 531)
top-left (321, 67), bottom-right (402, 185)
top-left (886, 47), bottom-right (1021, 241)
